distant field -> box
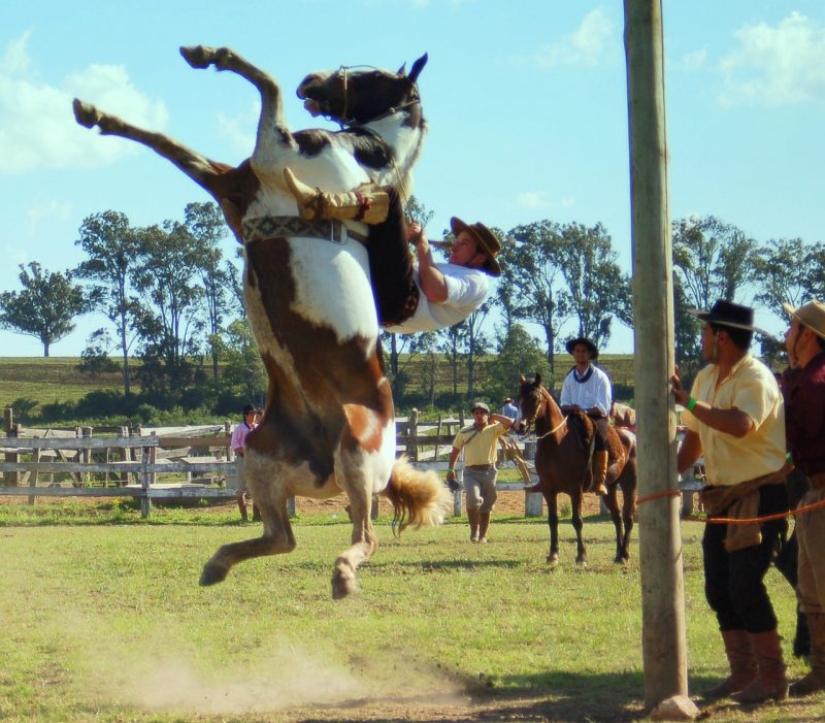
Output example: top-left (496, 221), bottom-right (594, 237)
top-left (0, 357), bottom-right (125, 411)
top-left (0, 354), bottom-right (636, 414)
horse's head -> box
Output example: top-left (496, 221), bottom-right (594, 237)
top-left (515, 373), bottom-right (546, 435)
top-left (297, 54), bottom-right (427, 126)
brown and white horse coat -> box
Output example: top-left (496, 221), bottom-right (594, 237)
top-left (74, 46), bottom-right (448, 598)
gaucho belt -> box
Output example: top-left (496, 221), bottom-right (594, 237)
top-left (242, 215), bottom-right (368, 245)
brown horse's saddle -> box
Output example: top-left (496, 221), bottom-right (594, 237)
top-left (566, 411), bottom-right (633, 487)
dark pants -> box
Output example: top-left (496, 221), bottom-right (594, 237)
top-left (703, 482), bottom-right (789, 633)
top-left (366, 188), bottom-right (419, 327)
top-left (589, 414), bottom-right (609, 452)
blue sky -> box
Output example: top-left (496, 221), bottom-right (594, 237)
top-left (2, 0), bottom-right (824, 357)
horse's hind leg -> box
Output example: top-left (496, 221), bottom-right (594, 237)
top-left (332, 455), bottom-right (378, 599)
top-left (72, 100), bottom-right (221, 193)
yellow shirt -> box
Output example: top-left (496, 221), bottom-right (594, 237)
top-left (452, 422), bottom-right (508, 466)
top-left (681, 354), bottom-right (786, 487)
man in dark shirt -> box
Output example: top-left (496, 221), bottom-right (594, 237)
top-left (781, 300), bottom-right (825, 697)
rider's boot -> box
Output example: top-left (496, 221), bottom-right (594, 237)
top-left (587, 450), bottom-right (609, 496)
top-left (467, 508), bottom-right (481, 543)
top-left (284, 167), bottom-right (390, 224)
top-left (478, 512), bottom-right (491, 543)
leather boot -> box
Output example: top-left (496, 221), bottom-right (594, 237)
top-left (790, 612), bottom-right (825, 697)
top-left (731, 630), bottom-right (788, 704)
top-left (467, 508), bottom-right (480, 543)
top-left (587, 450), bottom-right (609, 496)
top-left (478, 512), bottom-right (491, 543)
top-left (284, 167), bottom-right (390, 223)
top-left (703, 629), bottom-right (757, 699)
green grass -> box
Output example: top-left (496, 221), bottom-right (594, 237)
top-left (0, 499), bottom-right (816, 722)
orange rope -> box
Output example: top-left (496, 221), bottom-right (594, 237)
top-left (683, 495), bottom-right (825, 525)
top-left (637, 489), bottom-right (683, 505)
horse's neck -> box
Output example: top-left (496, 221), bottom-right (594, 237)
top-left (537, 389), bottom-right (566, 443)
top-left (362, 112), bottom-right (427, 194)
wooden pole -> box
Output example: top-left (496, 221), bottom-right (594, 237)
top-left (623, 0), bottom-right (687, 708)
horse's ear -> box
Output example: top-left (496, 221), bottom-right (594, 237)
top-left (519, 374), bottom-right (527, 384)
top-left (408, 53), bottom-right (428, 83)
top-left (535, 373), bottom-right (542, 385)
top-left (396, 62), bottom-right (406, 76)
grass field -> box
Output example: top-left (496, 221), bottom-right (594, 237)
top-left (0, 497), bottom-right (817, 723)
top-left (0, 355), bottom-right (637, 417)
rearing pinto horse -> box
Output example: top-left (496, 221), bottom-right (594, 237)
top-left (73, 46), bottom-right (450, 599)
top-left (517, 374), bottom-right (637, 565)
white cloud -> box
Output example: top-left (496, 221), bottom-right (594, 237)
top-left (677, 48), bottom-right (708, 72)
top-left (217, 103), bottom-right (259, 155)
top-left (532, 8), bottom-right (616, 69)
top-left (0, 32), bottom-right (169, 175)
top-left (515, 190), bottom-right (551, 210)
top-left (718, 12), bottom-right (825, 107)
top-left (26, 199), bottom-right (74, 235)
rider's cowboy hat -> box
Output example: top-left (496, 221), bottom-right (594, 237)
top-left (687, 299), bottom-right (759, 332)
top-left (450, 217), bottom-right (502, 277)
top-left (783, 300), bottom-right (825, 340)
top-left (470, 401), bottom-right (491, 415)
top-left (565, 337), bottom-right (598, 360)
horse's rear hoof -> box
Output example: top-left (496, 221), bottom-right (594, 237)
top-left (199, 561), bottom-right (229, 586)
top-left (546, 552), bottom-right (559, 566)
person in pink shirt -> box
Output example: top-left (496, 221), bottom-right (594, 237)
top-left (230, 404), bottom-right (260, 522)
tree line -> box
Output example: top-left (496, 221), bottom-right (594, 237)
top-left (0, 203), bottom-right (818, 422)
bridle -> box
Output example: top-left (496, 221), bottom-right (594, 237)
top-left (519, 389), bottom-right (567, 440)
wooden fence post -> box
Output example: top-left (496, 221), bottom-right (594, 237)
top-left (523, 441), bottom-right (543, 517)
top-left (140, 442), bottom-right (153, 519)
top-left (406, 408), bottom-right (419, 460)
top-left (81, 426), bottom-right (93, 486)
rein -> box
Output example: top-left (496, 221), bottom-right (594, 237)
top-left (535, 416), bottom-right (567, 440)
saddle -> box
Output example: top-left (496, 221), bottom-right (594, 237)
top-left (566, 411), bottom-right (632, 487)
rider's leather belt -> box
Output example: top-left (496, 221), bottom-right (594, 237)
top-left (466, 464), bottom-right (495, 470)
top-left (242, 215), bottom-right (368, 245)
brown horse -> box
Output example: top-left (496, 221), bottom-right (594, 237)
top-left (516, 374), bottom-right (637, 565)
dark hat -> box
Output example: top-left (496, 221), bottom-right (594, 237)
top-left (470, 401), bottom-right (491, 414)
top-left (450, 217), bottom-right (502, 277)
top-left (688, 300), bottom-right (757, 331)
top-left (242, 404), bottom-right (257, 416)
top-left (565, 337), bottom-right (598, 359)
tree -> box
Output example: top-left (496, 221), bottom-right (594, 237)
top-left (672, 215), bottom-right (757, 311)
top-left (75, 210), bottom-right (144, 395)
top-left (185, 202), bottom-right (231, 383)
top-left (485, 323), bottom-right (551, 402)
top-left (0, 262), bottom-right (87, 357)
top-left (752, 237), bottom-right (819, 320)
top-left (132, 221), bottom-right (206, 404)
top-left (503, 221), bottom-right (628, 377)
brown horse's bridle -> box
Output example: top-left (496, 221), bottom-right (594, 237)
top-left (520, 390), bottom-right (567, 440)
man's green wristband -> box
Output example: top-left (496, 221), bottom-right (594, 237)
top-left (447, 468), bottom-right (455, 473)
top-left (687, 397), bottom-right (697, 412)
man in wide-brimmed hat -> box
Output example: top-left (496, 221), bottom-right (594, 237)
top-left (671, 300), bottom-right (790, 704)
top-left (779, 300), bottom-right (825, 697)
top-left (283, 169), bottom-right (501, 334)
top-left (446, 401), bottom-right (514, 543)
top-left (560, 336), bottom-right (612, 495)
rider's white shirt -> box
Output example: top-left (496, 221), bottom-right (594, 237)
top-left (560, 364), bottom-right (612, 416)
top-left (384, 263), bottom-right (489, 334)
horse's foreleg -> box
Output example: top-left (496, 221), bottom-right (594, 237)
top-left (72, 99), bottom-right (223, 197)
top-left (571, 492), bottom-right (587, 566)
top-left (200, 500), bottom-right (295, 585)
top-left (180, 46), bottom-right (288, 154)
top-left (602, 486), bottom-right (626, 563)
top-left (546, 492), bottom-right (560, 566)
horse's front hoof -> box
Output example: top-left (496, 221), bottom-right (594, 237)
top-left (546, 552), bottom-right (559, 567)
top-left (332, 574), bottom-right (359, 600)
top-left (199, 561), bottom-right (229, 586)
top-left (575, 556), bottom-right (588, 567)
top-left (73, 99), bottom-right (100, 128)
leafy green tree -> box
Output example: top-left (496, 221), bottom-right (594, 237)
top-left (672, 215), bottom-right (757, 311)
top-left (75, 210), bottom-right (144, 394)
top-left (486, 323), bottom-right (551, 401)
top-left (132, 221), bottom-right (206, 403)
top-left (185, 202), bottom-right (231, 383)
top-left (0, 262), bottom-right (87, 357)
top-left (216, 318), bottom-right (267, 408)
top-left (752, 237), bottom-right (821, 318)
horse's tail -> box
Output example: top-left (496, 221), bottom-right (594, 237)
top-left (382, 455), bottom-right (452, 533)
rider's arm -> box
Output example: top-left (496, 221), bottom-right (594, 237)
top-left (409, 225), bottom-right (449, 303)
